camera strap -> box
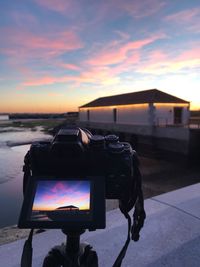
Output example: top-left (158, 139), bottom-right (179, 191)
top-left (113, 160), bottom-right (146, 267)
top-left (21, 229), bottom-right (34, 267)
top-left (112, 211), bottom-right (132, 267)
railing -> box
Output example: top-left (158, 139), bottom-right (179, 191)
top-left (156, 117), bottom-right (200, 129)
top-left (189, 118), bottom-right (200, 129)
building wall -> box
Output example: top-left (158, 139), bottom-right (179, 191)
top-left (0, 115), bottom-right (9, 121)
top-left (79, 104), bottom-right (150, 125)
top-left (79, 103), bottom-right (190, 126)
top-left (116, 104), bottom-right (150, 125)
top-left (154, 104), bottom-right (189, 126)
top-left (89, 108), bottom-right (114, 123)
top-left (79, 109), bottom-right (88, 121)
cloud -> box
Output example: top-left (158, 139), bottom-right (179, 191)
top-left (22, 76), bottom-right (70, 87)
top-left (164, 7), bottom-right (200, 33)
top-left (88, 0), bottom-right (166, 26)
top-left (119, 0), bottom-right (166, 19)
top-left (136, 46), bottom-right (200, 75)
top-left (11, 11), bottom-right (38, 27)
top-left (60, 63), bottom-right (81, 71)
top-left (34, 0), bottom-right (80, 16)
top-left (51, 182), bottom-right (68, 194)
top-left (0, 27), bottom-right (84, 61)
top-left (87, 33), bottom-right (166, 66)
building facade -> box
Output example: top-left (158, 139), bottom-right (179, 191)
top-left (0, 114), bottom-right (9, 121)
top-left (79, 89), bottom-right (190, 126)
top-left (78, 89), bottom-right (194, 160)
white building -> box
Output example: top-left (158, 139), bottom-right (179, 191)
top-left (79, 89), bottom-right (190, 126)
top-left (0, 114), bottom-right (9, 121)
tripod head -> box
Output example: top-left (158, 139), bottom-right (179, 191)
top-left (43, 229), bottom-right (98, 267)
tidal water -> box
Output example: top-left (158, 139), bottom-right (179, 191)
top-left (0, 127), bottom-right (51, 228)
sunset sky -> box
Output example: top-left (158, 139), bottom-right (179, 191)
top-left (0, 0), bottom-right (200, 113)
top-left (32, 180), bottom-right (90, 211)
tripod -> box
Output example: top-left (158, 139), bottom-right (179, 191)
top-left (42, 229), bottom-right (99, 267)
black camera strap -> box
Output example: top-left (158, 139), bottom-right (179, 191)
top-left (131, 163), bottom-right (146, 242)
top-left (21, 229), bottom-right (34, 267)
top-left (112, 211), bottom-right (132, 267)
top-left (113, 158), bottom-right (146, 267)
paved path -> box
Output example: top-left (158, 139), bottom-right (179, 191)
top-left (0, 183), bottom-right (200, 267)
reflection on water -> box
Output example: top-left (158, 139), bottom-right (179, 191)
top-left (0, 127), bottom-right (52, 227)
top-left (0, 126), bottom-right (51, 147)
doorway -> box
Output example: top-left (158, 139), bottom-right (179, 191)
top-left (174, 107), bottom-right (183, 124)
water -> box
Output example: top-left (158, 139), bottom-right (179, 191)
top-left (0, 127), bottom-right (52, 228)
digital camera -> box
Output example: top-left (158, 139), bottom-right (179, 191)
top-left (18, 128), bottom-right (138, 231)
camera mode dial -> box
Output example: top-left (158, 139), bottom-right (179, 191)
top-left (105, 134), bottom-right (119, 144)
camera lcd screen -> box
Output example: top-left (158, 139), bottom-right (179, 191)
top-left (30, 180), bottom-right (91, 222)
top-left (18, 176), bottom-right (105, 230)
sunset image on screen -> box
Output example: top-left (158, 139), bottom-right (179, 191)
top-left (31, 180), bottom-right (90, 221)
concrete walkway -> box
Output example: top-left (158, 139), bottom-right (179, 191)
top-left (0, 183), bottom-right (200, 267)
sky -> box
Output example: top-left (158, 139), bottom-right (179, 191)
top-left (32, 180), bottom-right (90, 211)
top-left (0, 0), bottom-right (200, 113)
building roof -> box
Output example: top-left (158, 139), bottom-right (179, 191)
top-left (80, 89), bottom-right (189, 108)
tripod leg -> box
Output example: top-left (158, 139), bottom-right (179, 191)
top-left (79, 244), bottom-right (99, 267)
top-left (42, 246), bottom-right (65, 267)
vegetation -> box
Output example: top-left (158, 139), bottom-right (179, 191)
top-left (0, 114), bottom-right (79, 133)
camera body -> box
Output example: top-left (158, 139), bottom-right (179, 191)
top-left (19, 128), bottom-right (139, 230)
top-left (26, 128), bottom-right (135, 201)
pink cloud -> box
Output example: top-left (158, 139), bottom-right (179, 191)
top-left (23, 76), bottom-right (65, 86)
top-left (42, 194), bottom-right (56, 201)
top-left (51, 182), bottom-right (67, 193)
top-left (136, 46), bottom-right (200, 75)
top-left (22, 64), bottom-right (121, 87)
top-left (60, 63), bottom-right (81, 71)
top-left (87, 33), bottom-right (166, 66)
top-left (0, 28), bottom-right (83, 60)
